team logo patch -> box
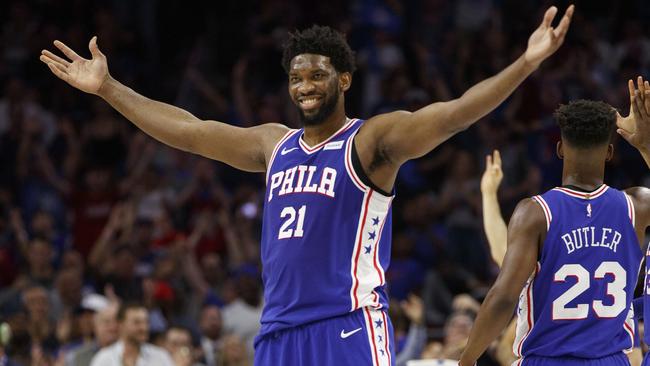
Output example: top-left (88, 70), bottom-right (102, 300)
top-left (324, 140), bottom-right (344, 150)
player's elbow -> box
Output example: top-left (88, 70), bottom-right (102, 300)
top-left (178, 123), bottom-right (205, 154)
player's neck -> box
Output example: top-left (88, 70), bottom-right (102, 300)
top-left (302, 106), bottom-right (347, 146)
top-left (561, 160), bottom-right (605, 191)
top-left (560, 147), bottom-right (607, 190)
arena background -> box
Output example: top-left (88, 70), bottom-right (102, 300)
top-left (0, 0), bottom-right (649, 365)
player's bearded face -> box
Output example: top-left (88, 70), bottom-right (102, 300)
top-left (296, 78), bottom-right (340, 126)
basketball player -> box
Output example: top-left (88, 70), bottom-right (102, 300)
top-left (39, 6), bottom-right (573, 365)
top-left (479, 149), bottom-right (643, 366)
top-left (459, 85), bottom-right (650, 366)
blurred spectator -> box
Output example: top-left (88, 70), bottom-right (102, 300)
top-left (67, 298), bottom-right (118, 366)
top-left (198, 305), bottom-right (222, 366)
top-left (163, 326), bottom-right (205, 366)
top-left (90, 303), bottom-right (173, 366)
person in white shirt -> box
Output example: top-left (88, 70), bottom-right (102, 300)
top-left (90, 303), bottom-right (173, 366)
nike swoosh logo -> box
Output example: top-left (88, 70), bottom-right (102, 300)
top-left (340, 327), bottom-right (362, 339)
top-left (281, 147), bottom-right (298, 155)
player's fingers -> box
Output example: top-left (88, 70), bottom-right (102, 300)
top-left (493, 150), bottom-right (502, 167)
top-left (616, 128), bottom-right (633, 143)
top-left (39, 54), bottom-right (68, 71)
top-left (53, 40), bottom-right (83, 61)
top-left (541, 6), bottom-right (558, 28)
top-left (645, 90), bottom-right (650, 119)
top-left (553, 5), bottom-right (574, 39)
top-left (41, 50), bottom-right (70, 67)
top-left (486, 154), bottom-right (492, 170)
top-left (633, 92), bottom-right (646, 120)
top-left (44, 61), bottom-right (71, 83)
top-left (629, 80), bottom-right (635, 100)
top-left (88, 36), bottom-right (105, 59)
top-left (628, 79), bottom-right (635, 114)
top-left (638, 76), bottom-right (645, 99)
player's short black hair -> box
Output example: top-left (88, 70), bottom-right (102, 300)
top-left (554, 100), bottom-right (617, 148)
top-left (282, 25), bottom-right (356, 74)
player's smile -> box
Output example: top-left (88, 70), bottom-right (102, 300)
top-left (298, 94), bottom-right (324, 111)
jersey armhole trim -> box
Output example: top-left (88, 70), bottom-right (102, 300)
top-left (265, 129), bottom-right (300, 184)
top-left (531, 195), bottom-right (552, 231)
top-left (350, 138), bottom-right (392, 197)
top-left (624, 192), bottom-right (635, 228)
top-left (344, 130), bottom-right (393, 197)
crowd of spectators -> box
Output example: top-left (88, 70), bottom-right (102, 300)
top-left (1, 0), bottom-right (649, 365)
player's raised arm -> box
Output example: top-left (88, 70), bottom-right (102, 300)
top-left (361, 5), bottom-right (574, 164)
top-left (40, 36), bottom-right (289, 172)
top-left (458, 198), bottom-right (545, 366)
top-left (481, 150), bottom-right (508, 266)
top-left (619, 77), bottom-right (650, 237)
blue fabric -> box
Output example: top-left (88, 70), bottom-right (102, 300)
top-left (260, 119), bottom-right (393, 339)
top-left (516, 186), bottom-right (641, 359)
top-left (520, 352), bottom-right (629, 365)
top-left (254, 307), bottom-right (394, 366)
top-left (632, 297), bottom-right (644, 319)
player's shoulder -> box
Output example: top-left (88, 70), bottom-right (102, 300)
top-left (360, 111), bottom-right (411, 132)
top-left (623, 186), bottom-right (650, 209)
top-left (355, 110), bottom-right (412, 151)
top-left (623, 186), bottom-right (650, 200)
top-left (624, 186), bottom-right (650, 226)
top-left (256, 122), bottom-right (293, 141)
top-left (253, 122), bottom-right (294, 150)
top-left (513, 197), bottom-right (547, 228)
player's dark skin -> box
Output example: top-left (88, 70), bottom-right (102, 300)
top-left (459, 77), bottom-right (650, 366)
top-left (40, 6), bottom-right (573, 197)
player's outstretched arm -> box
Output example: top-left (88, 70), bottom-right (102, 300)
top-left (40, 37), bottom-right (288, 172)
top-left (362, 5), bottom-right (574, 164)
top-left (458, 198), bottom-right (545, 366)
top-left (481, 150), bottom-right (507, 267)
top-left (619, 77), bottom-right (650, 237)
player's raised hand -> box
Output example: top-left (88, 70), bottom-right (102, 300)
top-left (524, 5), bottom-right (575, 68)
top-left (480, 150), bottom-right (503, 195)
top-left (39, 36), bottom-right (109, 95)
top-left (400, 294), bottom-right (424, 326)
top-left (618, 82), bottom-right (650, 153)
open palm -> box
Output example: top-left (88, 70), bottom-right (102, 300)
top-left (39, 36), bottom-right (109, 95)
top-left (618, 76), bottom-right (650, 152)
top-left (525, 5), bottom-right (574, 68)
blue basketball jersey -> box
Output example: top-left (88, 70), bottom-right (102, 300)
top-left (643, 240), bottom-right (650, 346)
top-left (513, 185), bottom-right (641, 360)
top-left (257, 118), bottom-right (393, 340)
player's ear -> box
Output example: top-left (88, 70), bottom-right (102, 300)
top-left (339, 72), bottom-right (351, 92)
top-left (605, 143), bottom-right (614, 162)
top-left (556, 141), bottom-right (564, 160)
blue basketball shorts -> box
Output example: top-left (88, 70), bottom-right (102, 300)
top-left (515, 352), bottom-right (629, 366)
top-left (254, 307), bottom-right (395, 366)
